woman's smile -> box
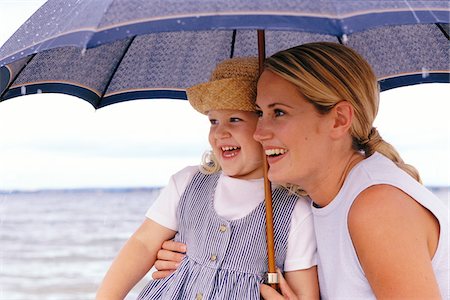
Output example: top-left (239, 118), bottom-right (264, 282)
top-left (264, 147), bottom-right (289, 164)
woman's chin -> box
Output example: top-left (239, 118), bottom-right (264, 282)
top-left (267, 168), bottom-right (285, 183)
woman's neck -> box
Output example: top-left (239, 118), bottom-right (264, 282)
top-left (308, 151), bottom-right (364, 208)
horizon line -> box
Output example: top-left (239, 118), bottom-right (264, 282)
top-left (1, 185), bottom-right (449, 195)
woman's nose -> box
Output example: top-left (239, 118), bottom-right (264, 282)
top-left (253, 120), bottom-right (272, 142)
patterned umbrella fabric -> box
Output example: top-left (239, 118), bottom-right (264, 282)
top-left (0, 0), bottom-right (449, 108)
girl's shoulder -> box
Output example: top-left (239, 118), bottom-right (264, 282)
top-left (291, 195), bottom-right (313, 224)
top-left (171, 165), bottom-right (201, 181)
top-left (172, 165), bottom-right (200, 178)
top-left (168, 165), bottom-right (202, 195)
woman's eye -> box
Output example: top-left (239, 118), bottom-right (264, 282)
top-left (209, 119), bottom-right (218, 125)
top-left (274, 109), bottom-right (285, 117)
top-left (255, 110), bottom-right (263, 118)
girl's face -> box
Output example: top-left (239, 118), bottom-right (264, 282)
top-left (208, 109), bottom-right (264, 180)
top-left (253, 70), bottom-right (333, 186)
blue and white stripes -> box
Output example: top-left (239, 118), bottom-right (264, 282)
top-left (138, 171), bottom-right (298, 299)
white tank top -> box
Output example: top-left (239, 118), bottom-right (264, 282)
top-left (312, 152), bottom-right (449, 299)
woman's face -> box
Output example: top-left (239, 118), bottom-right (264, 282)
top-left (253, 70), bottom-right (333, 186)
top-left (208, 109), bottom-right (264, 180)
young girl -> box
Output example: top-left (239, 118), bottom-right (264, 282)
top-left (96, 57), bottom-right (319, 300)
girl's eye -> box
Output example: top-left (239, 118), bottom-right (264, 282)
top-left (255, 110), bottom-right (263, 118)
top-left (209, 119), bottom-right (218, 125)
top-left (274, 109), bottom-right (285, 117)
top-left (229, 117), bottom-right (242, 123)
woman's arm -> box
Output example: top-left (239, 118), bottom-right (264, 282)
top-left (260, 267), bottom-right (320, 300)
top-left (96, 219), bottom-right (176, 300)
top-left (285, 266), bottom-right (320, 299)
top-left (152, 240), bottom-right (186, 279)
top-left (348, 184), bottom-right (441, 299)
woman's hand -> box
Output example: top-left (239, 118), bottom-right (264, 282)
top-left (260, 269), bottom-right (298, 300)
top-left (151, 240), bottom-right (186, 280)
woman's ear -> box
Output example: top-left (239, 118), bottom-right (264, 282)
top-left (330, 100), bottom-right (353, 139)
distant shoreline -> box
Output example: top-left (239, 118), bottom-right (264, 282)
top-left (1, 186), bottom-right (448, 195)
top-left (0, 187), bottom-right (163, 195)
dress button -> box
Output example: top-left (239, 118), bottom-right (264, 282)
top-left (219, 225), bottom-right (227, 232)
top-left (210, 254), bottom-right (217, 261)
top-left (196, 292), bottom-right (203, 300)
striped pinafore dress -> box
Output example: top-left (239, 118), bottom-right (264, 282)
top-left (138, 171), bottom-right (298, 300)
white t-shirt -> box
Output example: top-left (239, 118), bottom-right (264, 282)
top-left (146, 166), bottom-right (317, 271)
top-left (312, 152), bottom-right (449, 299)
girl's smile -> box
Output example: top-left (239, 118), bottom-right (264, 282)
top-left (208, 109), bottom-right (264, 180)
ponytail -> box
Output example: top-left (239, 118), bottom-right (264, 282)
top-left (355, 127), bottom-right (421, 183)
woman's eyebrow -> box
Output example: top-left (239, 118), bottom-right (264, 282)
top-left (255, 102), bottom-right (293, 109)
top-left (269, 102), bottom-right (293, 109)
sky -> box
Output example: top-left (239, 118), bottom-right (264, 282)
top-left (0, 0), bottom-right (449, 190)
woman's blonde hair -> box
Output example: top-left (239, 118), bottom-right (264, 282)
top-left (265, 42), bottom-right (421, 183)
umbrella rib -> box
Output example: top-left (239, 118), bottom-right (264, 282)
top-left (97, 36), bottom-right (136, 108)
top-left (436, 23), bottom-right (450, 40)
top-left (229, 30), bottom-right (237, 59)
top-left (0, 55), bottom-right (35, 100)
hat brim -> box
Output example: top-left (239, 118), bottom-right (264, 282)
top-left (187, 78), bottom-right (256, 115)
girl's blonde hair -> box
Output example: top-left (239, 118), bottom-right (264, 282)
top-left (199, 150), bottom-right (221, 174)
top-left (265, 42), bottom-right (421, 183)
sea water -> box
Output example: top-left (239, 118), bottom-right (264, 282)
top-left (0, 189), bottom-right (160, 300)
top-left (0, 188), bottom-right (448, 300)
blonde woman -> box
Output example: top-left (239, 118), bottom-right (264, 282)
top-left (255, 42), bottom-right (448, 299)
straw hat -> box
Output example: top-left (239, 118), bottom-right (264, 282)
top-left (186, 57), bottom-right (259, 115)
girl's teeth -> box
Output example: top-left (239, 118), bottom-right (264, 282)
top-left (222, 146), bottom-right (239, 151)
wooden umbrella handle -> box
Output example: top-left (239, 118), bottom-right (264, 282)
top-left (258, 29), bottom-right (278, 289)
top-left (264, 158), bottom-right (278, 288)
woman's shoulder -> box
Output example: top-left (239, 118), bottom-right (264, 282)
top-left (348, 184), bottom-right (433, 240)
top-left (347, 184), bottom-right (442, 296)
top-left (350, 184), bottom-right (415, 220)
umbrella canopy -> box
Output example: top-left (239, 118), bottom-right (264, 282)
top-left (0, 0), bottom-right (449, 109)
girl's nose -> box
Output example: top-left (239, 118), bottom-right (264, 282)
top-left (215, 125), bottom-right (231, 139)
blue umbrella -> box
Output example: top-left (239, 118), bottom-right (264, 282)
top-left (0, 0), bottom-right (448, 109)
